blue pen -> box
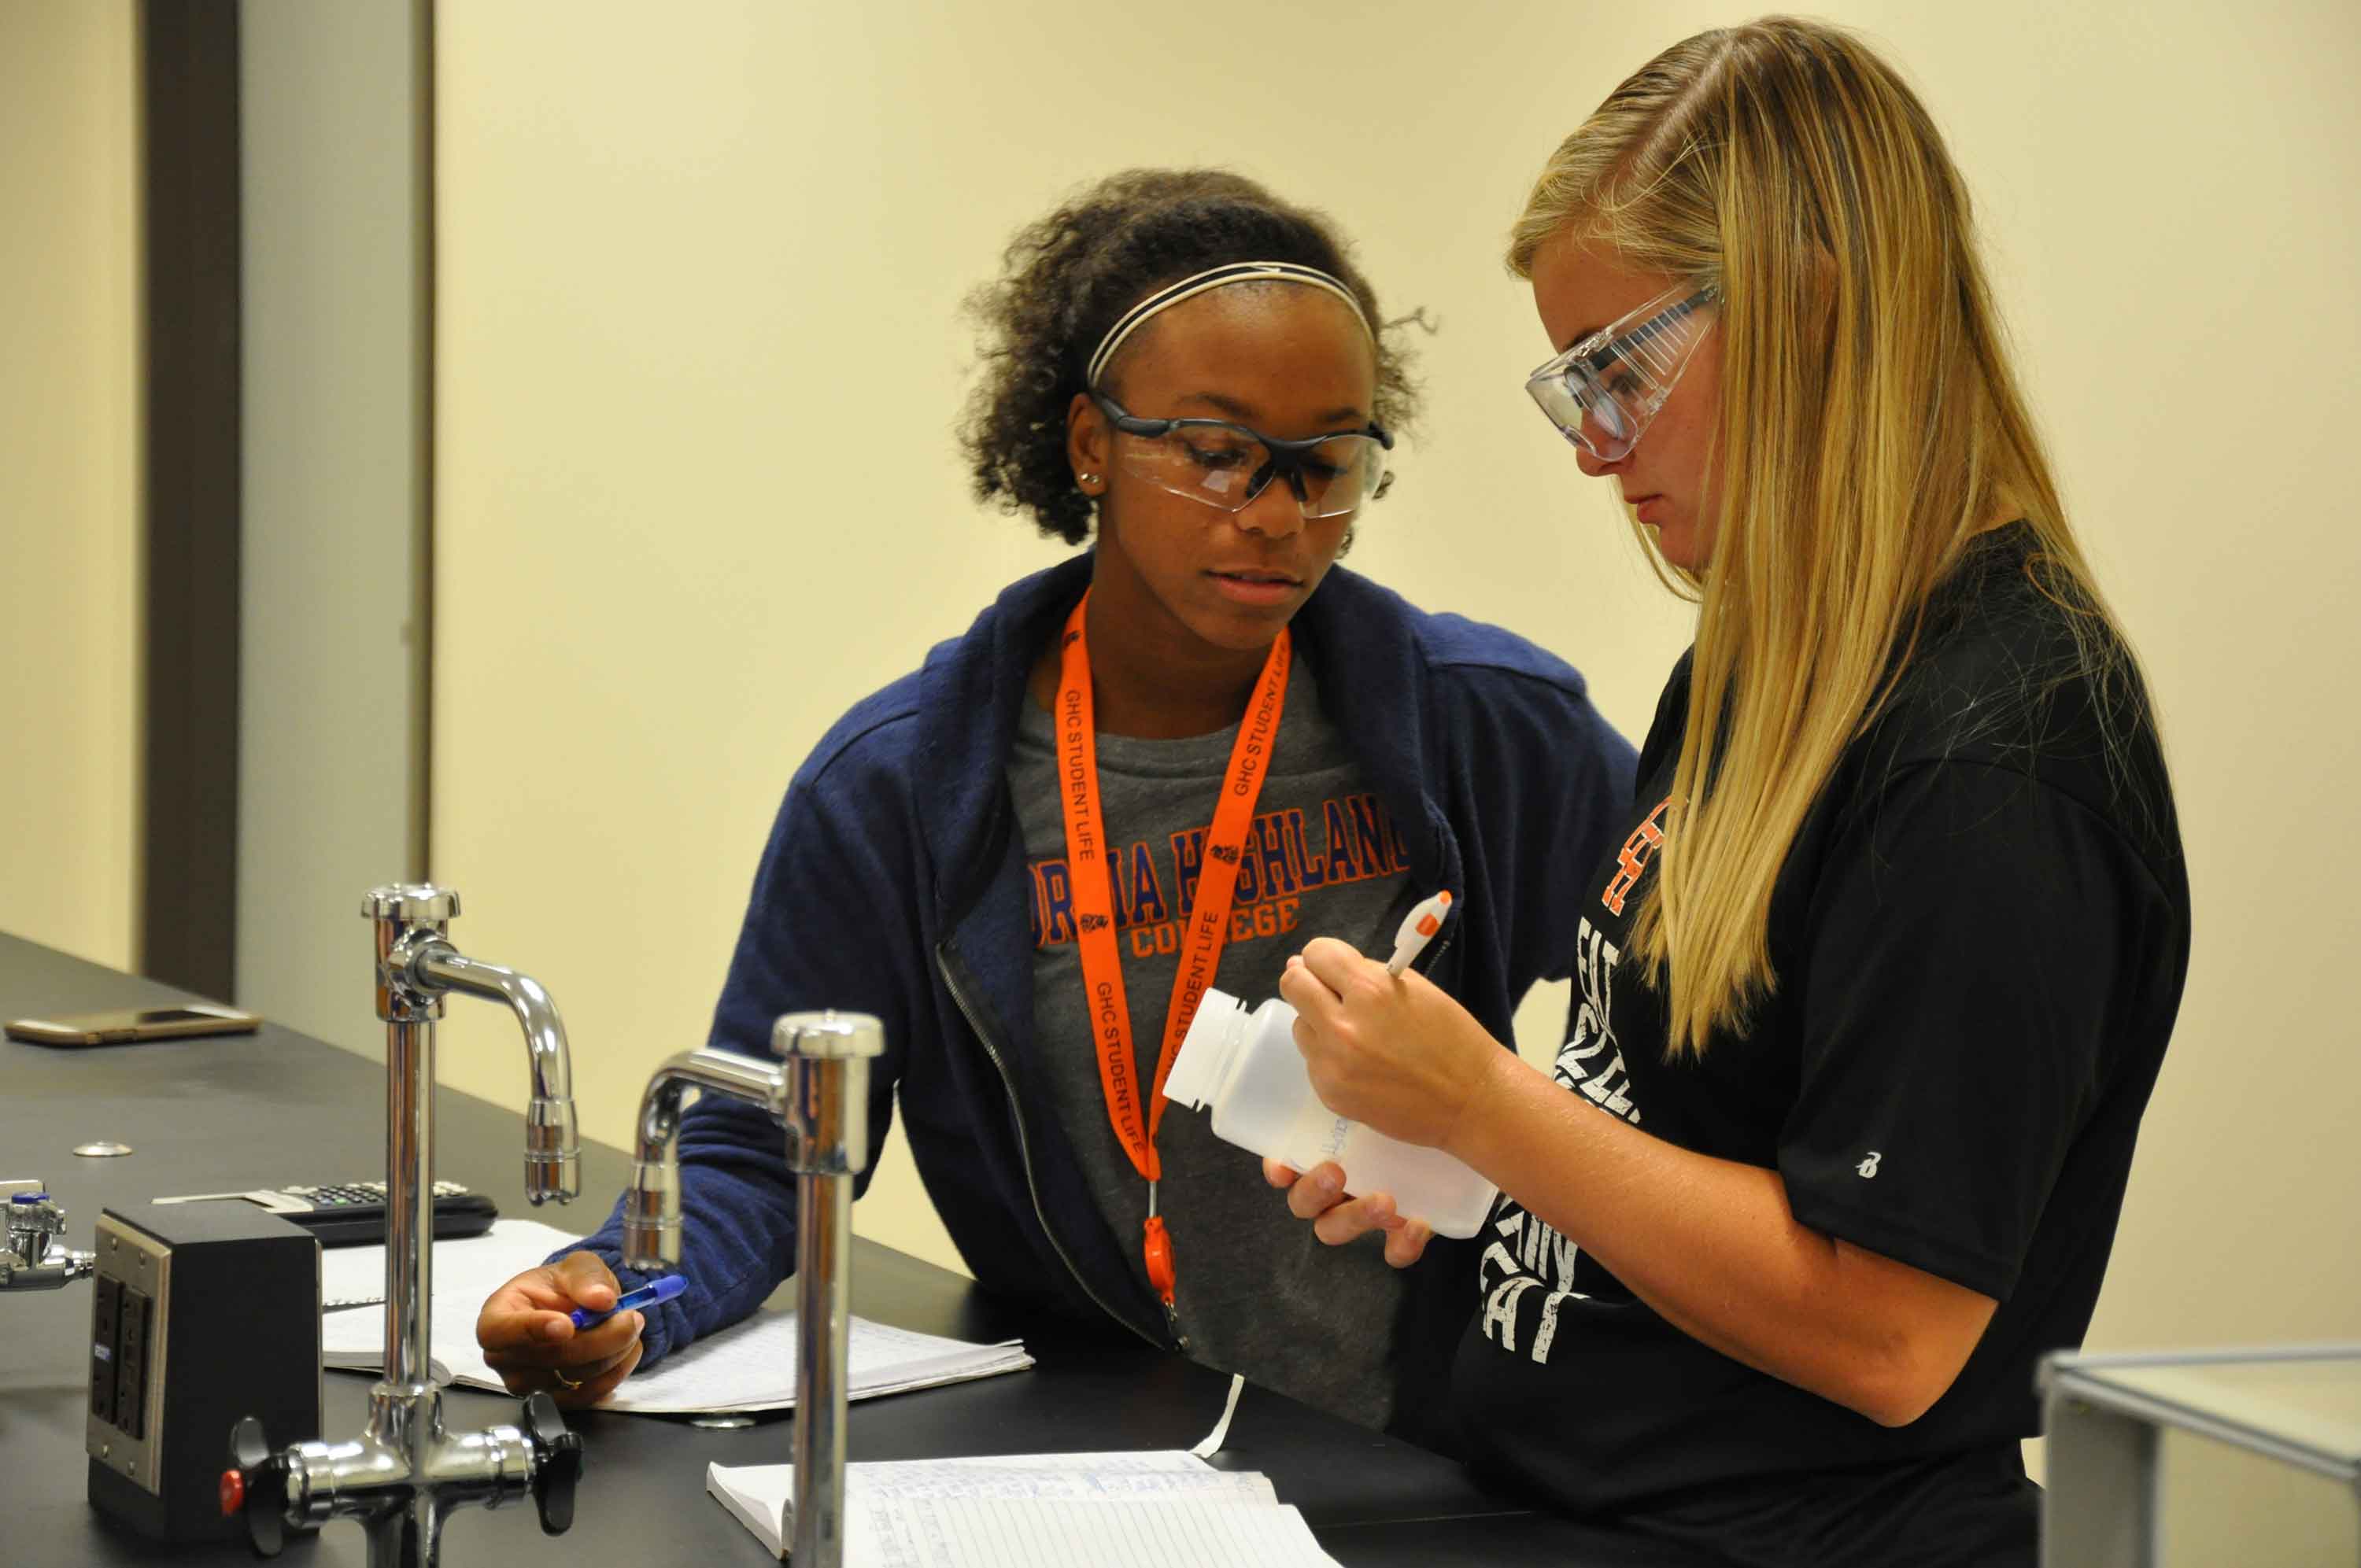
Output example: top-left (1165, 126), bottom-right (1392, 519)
top-left (571, 1272), bottom-right (688, 1330)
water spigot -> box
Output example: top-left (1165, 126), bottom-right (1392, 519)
top-left (230, 884), bottom-right (589, 1567)
top-left (622, 1047), bottom-right (793, 1272)
top-left (364, 885), bottom-right (582, 1206)
top-left (1, 1187), bottom-right (94, 1292)
top-left (620, 1016), bottom-right (881, 1568)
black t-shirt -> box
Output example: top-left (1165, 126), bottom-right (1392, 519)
top-left (1450, 526), bottom-right (2190, 1566)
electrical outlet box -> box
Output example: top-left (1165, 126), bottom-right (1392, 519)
top-left (86, 1201), bottom-right (321, 1543)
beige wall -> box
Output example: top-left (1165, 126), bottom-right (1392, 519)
top-left (0, 0), bottom-right (141, 972)
top-left (431, 1), bottom-right (2359, 1551)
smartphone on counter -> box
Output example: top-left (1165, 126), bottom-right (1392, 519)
top-left (3, 1003), bottom-right (261, 1046)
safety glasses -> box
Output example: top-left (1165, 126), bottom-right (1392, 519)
top-left (1524, 284), bottom-right (1719, 462)
top-left (1093, 394), bottom-right (1394, 520)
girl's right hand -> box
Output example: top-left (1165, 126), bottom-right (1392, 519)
top-left (475, 1249), bottom-right (645, 1408)
top-left (1264, 1157), bottom-right (1433, 1268)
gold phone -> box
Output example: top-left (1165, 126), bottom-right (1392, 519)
top-left (3, 1003), bottom-right (261, 1047)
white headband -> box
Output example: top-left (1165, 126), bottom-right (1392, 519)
top-left (1084, 261), bottom-right (1376, 389)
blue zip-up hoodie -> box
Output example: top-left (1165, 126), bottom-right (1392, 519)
top-left (567, 553), bottom-right (1635, 1452)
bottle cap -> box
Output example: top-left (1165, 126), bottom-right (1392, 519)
top-left (1162, 989), bottom-right (1247, 1110)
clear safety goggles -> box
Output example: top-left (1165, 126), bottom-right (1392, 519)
top-left (1524, 284), bottom-right (1719, 462)
top-left (1094, 393), bottom-right (1395, 520)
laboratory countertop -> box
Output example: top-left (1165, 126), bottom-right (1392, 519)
top-left (0, 930), bottom-right (1709, 1566)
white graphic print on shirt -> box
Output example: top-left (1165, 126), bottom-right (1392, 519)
top-left (1479, 914), bottom-right (1649, 1364)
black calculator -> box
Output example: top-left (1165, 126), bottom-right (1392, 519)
top-left (150, 1180), bottom-right (499, 1246)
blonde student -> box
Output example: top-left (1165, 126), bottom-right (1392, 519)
top-left (1274, 20), bottom-right (2189, 1564)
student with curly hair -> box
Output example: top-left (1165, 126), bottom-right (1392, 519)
top-left (1276, 20), bottom-right (2189, 1562)
top-left (473, 168), bottom-right (1635, 1444)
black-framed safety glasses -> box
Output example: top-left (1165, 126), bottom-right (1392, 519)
top-left (1092, 393), bottom-right (1395, 520)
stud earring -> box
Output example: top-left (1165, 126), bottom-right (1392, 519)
top-left (1079, 473), bottom-right (1099, 489)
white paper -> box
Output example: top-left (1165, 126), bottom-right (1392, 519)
top-left (867, 1496), bottom-right (1335, 1568)
top-left (707, 1452), bottom-right (1338, 1566)
top-left (708, 1462), bottom-right (791, 1555)
top-left (320, 1220), bottom-right (1031, 1415)
top-left (719, 1450), bottom-right (1229, 1513)
top-left (608, 1304), bottom-right (1029, 1415)
top-left (1191, 1373), bottom-right (1244, 1458)
top-left (708, 1451), bottom-right (1248, 1551)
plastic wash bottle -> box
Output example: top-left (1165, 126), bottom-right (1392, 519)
top-left (1162, 988), bottom-right (1498, 1238)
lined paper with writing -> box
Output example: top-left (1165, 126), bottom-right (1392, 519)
top-left (869, 1495), bottom-right (1335, 1567)
top-left (707, 1448), bottom-right (1339, 1566)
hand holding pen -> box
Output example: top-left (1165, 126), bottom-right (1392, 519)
top-left (1280, 885), bottom-right (1497, 1150)
top-left (475, 1251), bottom-right (683, 1407)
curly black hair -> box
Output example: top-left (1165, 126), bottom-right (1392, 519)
top-left (962, 168), bottom-right (1421, 545)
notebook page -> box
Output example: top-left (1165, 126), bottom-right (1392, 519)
top-left (707, 1463), bottom-right (786, 1557)
top-left (869, 1496), bottom-right (1339, 1568)
top-left (322, 1222), bottom-right (1030, 1414)
top-left (603, 1308), bottom-right (1028, 1414)
top-left (709, 1449), bottom-right (1219, 1521)
top-left (707, 1455), bottom-right (1280, 1565)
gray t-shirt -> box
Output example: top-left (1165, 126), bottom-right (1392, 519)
top-left (1008, 656), bottom-right (1418, 1431)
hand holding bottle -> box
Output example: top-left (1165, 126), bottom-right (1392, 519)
top-left (1263, 1157), bottom-right (1434, 1267)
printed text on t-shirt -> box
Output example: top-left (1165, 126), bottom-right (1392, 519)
top-left (1601, 797), bottom-right (1671, 917)
top-left (1026, 790), bottom-right (1412, 957)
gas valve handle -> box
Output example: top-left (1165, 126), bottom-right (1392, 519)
top-left (222, 1415), bottom-right (290, 1558)
top-left (522, 1390), bottom-right (583, 1536)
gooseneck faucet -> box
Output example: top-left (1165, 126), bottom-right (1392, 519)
top-left (224, 885), bottom-right (585, 1568)
top-left (0, 1186), bottom-right (95, 1292)
top-left (624, 1011), bottom-right (884, 1568)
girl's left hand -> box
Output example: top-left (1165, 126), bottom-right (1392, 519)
top-left (1265, 1157), bottom-right (1434, 1266)
top-left (1277, 936), bottom-right (1506, 1154)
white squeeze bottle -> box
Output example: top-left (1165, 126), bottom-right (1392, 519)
top-left (1161, 894), bottom-right (1498, 1240)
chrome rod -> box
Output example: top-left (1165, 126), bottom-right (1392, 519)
top-left (793, 1163), bottom-right (853, 1566)
top-left (382, 1016), bottom-right (435, 1391)
top-left (777, 1013), bottom-right (883, 1568)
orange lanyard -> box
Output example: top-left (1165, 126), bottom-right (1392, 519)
top-left (1053, 590), bottom-right (1290, 1320)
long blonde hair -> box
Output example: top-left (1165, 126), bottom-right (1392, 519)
top-left (1513, 17), bottom-right (2136, 1057)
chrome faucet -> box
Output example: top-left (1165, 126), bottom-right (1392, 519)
top-left (625, 1011), bottom-right (884, 1568)
top-left (224, 885), bottom-right (584, 1567)
top-left (0, 1183), bottom-right (95, 1292)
